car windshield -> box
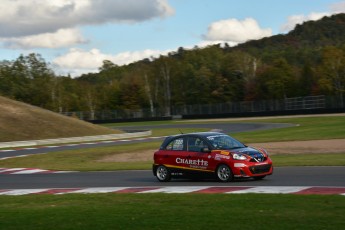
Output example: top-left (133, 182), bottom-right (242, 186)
top-left (206, 134), bottom-right (245, 150)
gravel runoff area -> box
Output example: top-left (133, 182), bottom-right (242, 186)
top-left (98, 139), bottom-right (345, 162)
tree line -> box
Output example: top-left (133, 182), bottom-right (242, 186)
top-left (1, 14), bottom-right (345, 117)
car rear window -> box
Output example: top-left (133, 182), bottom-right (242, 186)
top-left (165, 137), bottom-right (184, 151)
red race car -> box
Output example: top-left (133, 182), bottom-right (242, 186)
top-left (153, 132), bottom-right (273, 182)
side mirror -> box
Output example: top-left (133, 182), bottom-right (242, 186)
top-left (201, 147), bottom-right (211, 153)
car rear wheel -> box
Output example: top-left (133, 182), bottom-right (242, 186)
top-left (216, 164), bottom-right (233, 182)
top-left (156, 165), bottom-right (171, 182)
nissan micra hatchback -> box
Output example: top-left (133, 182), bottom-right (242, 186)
top-left (153, 132), bottom-right (273, 182)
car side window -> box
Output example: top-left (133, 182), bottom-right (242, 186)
top-left (165, 138), bottom-right (184, 151)
top-left (187, 137), bottom-right (206, 152)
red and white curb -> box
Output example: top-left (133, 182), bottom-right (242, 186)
top-left (0, 186), bottom-right (345, 196)
top-left (0, 168), bottom-right (74, 174)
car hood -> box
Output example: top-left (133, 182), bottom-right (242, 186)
top-left (230, 147), bottom-right (267, 162)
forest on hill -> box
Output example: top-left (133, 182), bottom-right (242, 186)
top-left (0, 14), bottom-right (345, 118)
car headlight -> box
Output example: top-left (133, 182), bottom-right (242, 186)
top-left (232, 153), bottom-right (247, 160)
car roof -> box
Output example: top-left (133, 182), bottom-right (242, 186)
top-left (159, 132), bottom-right (228, 150)
top-left (168, 132), bottom-right (225, 138)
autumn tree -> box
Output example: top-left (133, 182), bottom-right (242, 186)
top-left (318, 46), bottom-right (345, 106)
top-left (256, 58), bottom-right (297, 99)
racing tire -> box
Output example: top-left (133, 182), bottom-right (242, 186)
top-left (156, 165), bottom-right (171, 182)
top-left (216, 164), bottom-right (233, 182)
top-left (253, 175), bottom-right (266, 180)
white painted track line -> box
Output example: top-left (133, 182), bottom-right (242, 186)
top-left (68, 187), bottom-right (129, 194)
top-left (139, 186), bottom-right (210, 193)
top-left (0, 189), bottom-right (49, 195)
top-left (0, 168), bottom-right (26, 173)
top-left (12, 169), bottom-right (51, 174)
top-left (228, 186), bottom-right (310, 194)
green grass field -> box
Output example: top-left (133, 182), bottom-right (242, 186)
top-left (106, 115), bottom-right (345, 141)
top-left (0, 115), bottom-right (344, 170)
top-left (0, 194), bottom-right (344, 230)
top-left (231, 116), bottom-right (345, 142)
top-left (0, 96), bottom-right (120, 142)
top-left (0, 142), bottom-right (344, 170)
top-left (1, 115), bottom-right (345, 229)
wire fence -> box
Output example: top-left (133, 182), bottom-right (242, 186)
top-left (61, 95), bottom-right (344, 121)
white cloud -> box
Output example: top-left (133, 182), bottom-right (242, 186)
top-left (2, 29), bottom-right (87, 49)
top-left (280, 12), bottom-right (331, 32)
top-left (330, 1), bottom-right (345, 13)
top-left (0, 0), bottom-right (174, 38)
top-left (53, 48), bottom-right (172, 77)
top-left (280, 1), bottom-right (345, 33)
top-left (203, 18), bottom-right (272, 45)
top-left (54, 17), bottom-right (272, 77)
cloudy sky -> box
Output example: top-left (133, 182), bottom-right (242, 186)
top-left (1, 0), bottom-right (345, 77)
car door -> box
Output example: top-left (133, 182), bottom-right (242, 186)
top-left (186, 136), bottom-right (214, 172)
top-left (162, 136), bottom-right (188, 170)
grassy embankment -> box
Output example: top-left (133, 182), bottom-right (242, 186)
top-left (0, 96), bottom-right (120, 142)
top-left (0, 115), bottom-right (344, 170)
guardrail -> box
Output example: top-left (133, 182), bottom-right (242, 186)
top-left (60, 95), bottom-right (344, 121)
top-left (0, 130), bottom-right (152, 149)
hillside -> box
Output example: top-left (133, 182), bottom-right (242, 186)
top-left (0, 96), bottom-right (120, 142)
top-left (238, 13), bottom-right (345, 49)
top-left (234, 13), bottom-right (345, 63)
top-left (1, 14), bottom-right (344, 118)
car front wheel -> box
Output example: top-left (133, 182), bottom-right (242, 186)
top-left (156, 165), bottom-right (171, 182)
top-left (216, 164), bottom-right (233, 182)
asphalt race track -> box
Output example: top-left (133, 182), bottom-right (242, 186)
top-left (1, 122), bottom-right (344, 192)
top-left (115, 122), bottom-right (293, 133)
top-left (1, 167), bottom-right (345, 189)
top-left (0, 122), bottom-right (292, 159)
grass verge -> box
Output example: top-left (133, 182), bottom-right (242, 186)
top-left (1, 115), bottom-right (344, 170)
top-left (271, 153), bottom-right (345, 166)
top-left (0, 142), bottom-right (160, 171)
top-left (0, 194), bottom-right (344, 230)
top-left (0, 141), bottom-right (344, 170)
top-left (231, 116), bottom-right (345, 142)
top-left (104, 115), bottom-right (345, 142)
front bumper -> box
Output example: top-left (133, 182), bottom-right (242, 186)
top-left (232, 161), bottom-right (273, 178)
